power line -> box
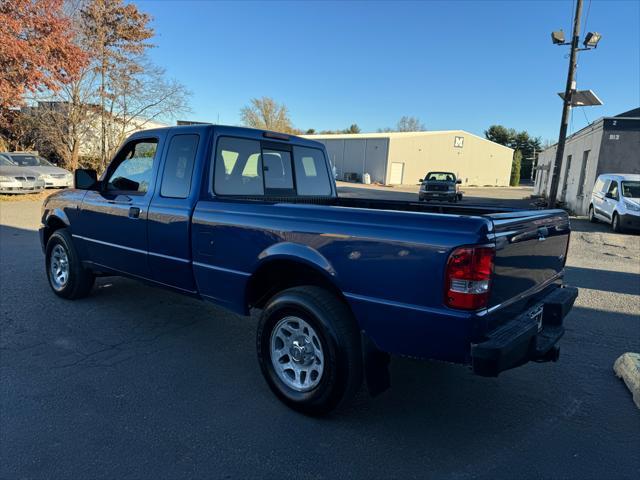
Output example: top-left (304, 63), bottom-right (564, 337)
top-left (570, 0), bottom-right (576, 30)
top-left (583, 0), bottom-right (593, 34)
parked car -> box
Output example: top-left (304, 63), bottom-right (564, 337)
top-left (589, 173), bottom-right (640, 232)
top-left (418, 171), bottom-right (463, 202)
top-left (0, 153), bottom-right (45, 194)
top-left (40, 125), bottom-right (577, 414)
top-left (3, 152), bottom-right (73, 188)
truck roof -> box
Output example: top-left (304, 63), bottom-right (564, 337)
top-left (133, 124), bottom-right (326, 150)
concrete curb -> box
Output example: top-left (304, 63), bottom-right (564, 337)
top-left (614, 353), bottom-right (640, 409)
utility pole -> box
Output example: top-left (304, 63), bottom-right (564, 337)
top-left (548, 0), bottom-right (583, 208)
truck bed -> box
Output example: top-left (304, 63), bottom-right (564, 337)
top-left (334, 196), bottom-right (517, 216)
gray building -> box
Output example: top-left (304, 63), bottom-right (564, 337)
top-left (534, 108), bottom-right (640, 215)
top-left (302, 130), bottom-right (513, 187)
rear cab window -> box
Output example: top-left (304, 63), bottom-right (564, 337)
top-left (213, 136), bottom-right (332, 197)
top-left (214, 137), bottom-right (264, 195)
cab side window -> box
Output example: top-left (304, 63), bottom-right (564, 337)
top-left (107, 139), bottom-right (158, 194)
top-left (607, 180), bottom-right (619, 200)
top-left (161, 134), bottom-right (199, 198)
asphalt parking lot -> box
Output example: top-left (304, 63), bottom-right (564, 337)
top-left (1, 189), bottom-right (639, 479)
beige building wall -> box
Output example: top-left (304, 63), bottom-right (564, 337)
top-left (386, 131), bottom-right (512, 186)
top-left (305, 130), bottom-right (513, 187)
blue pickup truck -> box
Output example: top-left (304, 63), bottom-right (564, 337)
top-left (40, 125), bottom-right (577, 414)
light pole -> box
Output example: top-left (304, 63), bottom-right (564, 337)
top-left (547, 0), bottom-right (601, 208)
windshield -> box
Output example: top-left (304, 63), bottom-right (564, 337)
top-left (10, 155), bottom-right (53, 167)
top-left (425, 172), bottom-right (455, 182)
top-left (621, 181), bottom-right (640, 198)
top-left (0, 155), bottom-right (16, 166)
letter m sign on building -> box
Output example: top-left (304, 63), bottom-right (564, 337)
top-left (454, 136), bottom-right (464, 148)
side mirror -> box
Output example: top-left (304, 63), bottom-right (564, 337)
top-left (456, 179), bottom-right (462, 184)
top-left (74, 169), bottom-right (98, 190)
top-left (419, 178), bottom-right (424, 182)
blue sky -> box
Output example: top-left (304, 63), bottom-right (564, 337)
top-left (138, 0), bottom-right (639, 141)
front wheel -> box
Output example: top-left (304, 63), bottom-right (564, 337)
top-left (256, 286), bottom-right (362, 415)
top-left (612, 212), bottom-right (623, 233)
top-left (589, 205), bottom-right (597, 223)
top-left (46, 229), bottom-right (95, 299)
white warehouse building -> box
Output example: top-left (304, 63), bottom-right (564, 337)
top-left (303, 130), bottom-right (514, 186)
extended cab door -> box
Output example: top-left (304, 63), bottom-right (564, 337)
top-left (191, 131), bottom-right (335, 312)
top-left (76, 136), bottom-right (162, 277)
top-left (147, 130), bottom-right (204, 292)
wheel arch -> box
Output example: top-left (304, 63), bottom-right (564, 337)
top-left (42, 210), bottom-right (70, 246)
top-left (245, 244), bottom-right (347, 312)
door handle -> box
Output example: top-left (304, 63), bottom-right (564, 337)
top-left (128, 207), bottom-right (141, 219)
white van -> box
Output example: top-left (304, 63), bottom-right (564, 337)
top-left (589, 173), bottom-right (640, 232)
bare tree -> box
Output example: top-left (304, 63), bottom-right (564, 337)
top-left (26, 0), bottom-right (190, 171)
top-left (397, 116), bottom-right (426, 132)
top-left (240, 97), bottom-right (294, 133)
top-left (81, 0), bottom-right (154, 167)
top-left (378, 116), bottom-right (427, 133)
top-left (101, 58), bottom-right (190, 159)
top-left (26, 67), bottom-right (99, 169)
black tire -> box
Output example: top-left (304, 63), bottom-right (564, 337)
top-left (257, 286), bottom-right (363, 415)
top-left (45, 228), bottom-right (95, 299)
top-left (588, 205), bottom-right (597, 223)
top-left (612, 212), bottom-right (623, 233)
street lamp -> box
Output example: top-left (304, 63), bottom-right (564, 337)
top-left (546, 0), bottom-right (602, 208)
top-left (551, 31), bottom-right (566, 45)
top-left (583, 32), bottom-right (602, 49)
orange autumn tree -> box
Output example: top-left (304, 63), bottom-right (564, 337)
top-left (0, 0), bottom-right (86, 112)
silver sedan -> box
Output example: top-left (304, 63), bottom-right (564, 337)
top-left (0, 154), bottom-right (46, 194)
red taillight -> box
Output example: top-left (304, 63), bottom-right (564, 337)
top-left (445, 246), bottom-right (495, 310)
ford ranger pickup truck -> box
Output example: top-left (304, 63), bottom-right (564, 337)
top-left (40, 125), bottom-right (578, 415)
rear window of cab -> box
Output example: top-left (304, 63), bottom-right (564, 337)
top-left (213, 137), bottom-right (332, 197)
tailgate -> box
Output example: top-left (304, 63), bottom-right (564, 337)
top-left (487, 210), bottom-right (570, 307)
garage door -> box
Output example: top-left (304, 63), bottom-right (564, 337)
top-left (389, 162), bottom-right (404, 184)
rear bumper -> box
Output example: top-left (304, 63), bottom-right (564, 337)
top-left (471, 285), bottom-right (578, 376)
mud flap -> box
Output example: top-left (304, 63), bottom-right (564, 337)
top-left (361, 332), bottom-right (391, 396)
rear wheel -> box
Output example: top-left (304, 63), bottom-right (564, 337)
top-left (256, 286), bottom-right (362, 415)
top-left (46, 229), bottom-right (95, 299)
top-left (589, 205), bottom-right (597, 223)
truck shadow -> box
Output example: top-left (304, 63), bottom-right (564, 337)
top-left (564, 266), bottom-right (640, 295)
